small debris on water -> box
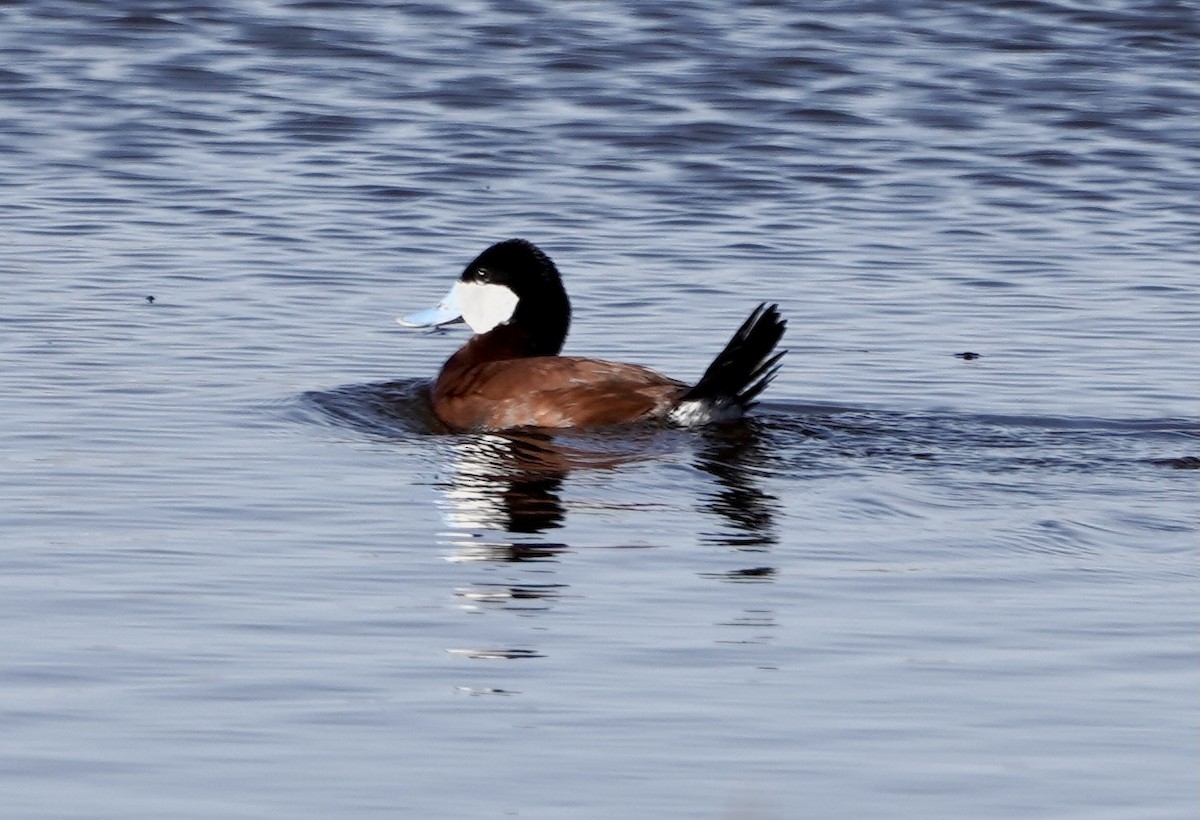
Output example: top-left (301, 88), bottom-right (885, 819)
top-left (955, 351), bottom-right (980, 360)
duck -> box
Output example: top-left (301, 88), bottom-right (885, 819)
top-left (399, 239), bottom-right (786, 432)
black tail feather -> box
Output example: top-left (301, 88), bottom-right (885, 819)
top-left (680, 303), bottom-right (787, 412)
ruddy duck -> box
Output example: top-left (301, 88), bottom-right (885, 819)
top-left (400, 239), bottom-right (786, 432)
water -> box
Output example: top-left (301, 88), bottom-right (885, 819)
top-left (1, 1), bottom-right (1197, 818)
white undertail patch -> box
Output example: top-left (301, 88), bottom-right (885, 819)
top-left (667, 399), bottom-right (744, 427)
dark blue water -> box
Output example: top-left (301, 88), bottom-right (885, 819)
top-left (2, 2), bottom-right (1197, 818)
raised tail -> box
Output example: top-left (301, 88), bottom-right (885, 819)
top-left (669, 302), bottom-right (786, 425)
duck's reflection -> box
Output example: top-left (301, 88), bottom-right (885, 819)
top-left (693, 421), bottom-right (782, 653)
top-left (440, 432), bottom-right (571, 536)
top-left (695, 419), bottom-right (782, 553)
top-left (454, 582), bottom-right (567, 609)
top-left (437, 422), bottom-right (780, 561)
top-left (437, 432), bottom-right (593, 665)
top-left (435, 423), bottom-right (782, 662)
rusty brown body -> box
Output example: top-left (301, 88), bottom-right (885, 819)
top-left (433, 328), bottom-right (686, 431)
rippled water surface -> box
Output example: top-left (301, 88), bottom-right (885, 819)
top-left (2, 1), bottom-right (1197, 818)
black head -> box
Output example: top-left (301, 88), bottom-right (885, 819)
top-left (461, 239), bottom-right (571, 355)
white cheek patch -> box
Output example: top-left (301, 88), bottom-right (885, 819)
top-left (455, 281), bottom-right (519, 335)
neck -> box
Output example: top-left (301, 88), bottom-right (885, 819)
top-left (439, 324), bottom-right (533, 379)
top-left (469, 325), bottom-right (532, 360)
